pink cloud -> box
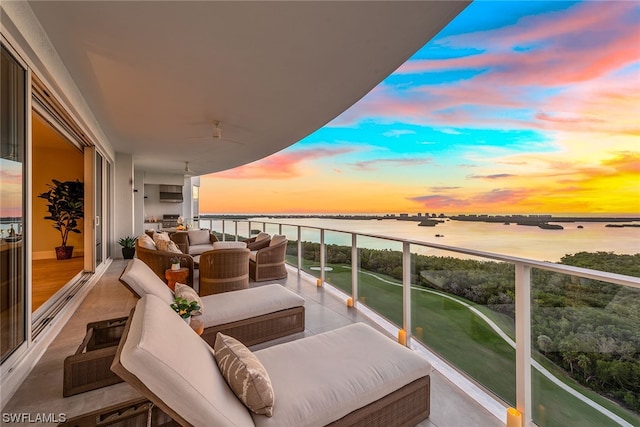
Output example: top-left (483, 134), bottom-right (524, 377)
top-left (351, 157), bottom-right (432, 171)
top-left (470, 173), bottom-right (516, 180)
top-left (209, 147), bottom-right (354, 180)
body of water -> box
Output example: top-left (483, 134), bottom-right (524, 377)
top-left (242, 217), bottom-right (640, 263)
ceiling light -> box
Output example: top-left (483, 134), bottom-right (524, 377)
top-left (184, 161), bottom-right (194, 176)
top-left (213, 121), bottom-right (222, 139)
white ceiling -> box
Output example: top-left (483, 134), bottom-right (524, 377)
top-left (27, 1), bottom-right (469, 176)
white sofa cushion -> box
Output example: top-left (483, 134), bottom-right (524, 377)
top-left (116, 294), bottom-right (254, 427)
top-left (188, 229), bottom-right (211, 245)
top-left (120, 259), bottom-right (174, 303)
top-left (137, 234), bottom-right (157, 250)
top-left (188, 243), bottom-right (214, 256)
top-left (252, 323), bottom-right (432, 427)
top-left (269, 234), bottom-right (286, 247)
top-left (213, 241), bottom-right (247, 250)
top-left (199, 284), bottom-right (304, 328)
top-left (214, 333), bottom-right (274, 417)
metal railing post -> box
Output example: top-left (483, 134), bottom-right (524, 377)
top-left (297, 226), bottom-right (302, 274)
top-left (515, 263), bottom-right (532, 426)
top-left (402, 242), bottom-right (412, 347)
top-left (234, 221), bottom-right (238, 241)
top-left (279, 223), bottom-right (282, 235)
top-left (320, 229), bottom-right (325, 284)
top-left (351, 233), bottom-right (358, 305)
top-left (222, 220), bottom-right (226, 241)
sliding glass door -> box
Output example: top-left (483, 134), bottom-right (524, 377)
top-left (1, 45), bottom-right (27, 362)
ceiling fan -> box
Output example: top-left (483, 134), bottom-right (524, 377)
top-left (186, 120), bottom-right (245, 145)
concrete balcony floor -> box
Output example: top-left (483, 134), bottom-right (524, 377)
top-left (2, 260), bottom-right (503, 427)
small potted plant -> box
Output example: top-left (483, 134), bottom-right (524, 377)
top-left (170, 297), bottom-right (200, 324)
top-left (118, 236), bottom-right (137, 259)
top-left (170, 256), bottom-right (181, 271)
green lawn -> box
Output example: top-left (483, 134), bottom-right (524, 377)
top-left (296, 260), bottom-right (640, 427)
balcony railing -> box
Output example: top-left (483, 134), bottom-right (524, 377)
top-left (199, 218), bottom-right (640, 427)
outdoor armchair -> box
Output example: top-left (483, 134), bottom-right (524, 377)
top-left (249, 234), bottom-right (288, 281)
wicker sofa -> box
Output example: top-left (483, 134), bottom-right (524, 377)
top-left (170, 229), bottom-right (218, 255)
top-left (111, 294), bottom-right (431, 427)
top-left (135, 237), bottom-right (194, 287)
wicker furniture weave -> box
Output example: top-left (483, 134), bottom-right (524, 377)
top-left (135, 240), bottom-right (194, 287)
top-left (110, 296), bottom-right (431, 427)
top-left (199, 248), bottom-right (250, 295)
top-left (63, 317), bottom-right (128, 396)
top-left (249, 239), bottom-right (288, 281)
top-left (58, 398), bottom-right (178, 427)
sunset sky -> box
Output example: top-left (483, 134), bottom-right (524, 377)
top-left (201, 1), bottom-right (640, 215)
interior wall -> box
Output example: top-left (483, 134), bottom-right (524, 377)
top-left (32, 116), bottom-right (84, 260)
top-left (114, 152), bottom-right (134, 258)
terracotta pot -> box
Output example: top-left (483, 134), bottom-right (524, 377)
top-left (55, 246), bottom-right (74, 260)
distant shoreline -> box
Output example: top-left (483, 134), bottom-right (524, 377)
top-left (199, 213), bottom-right (640, 224)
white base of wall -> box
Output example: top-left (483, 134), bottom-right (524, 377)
top-left (32, 250), bottom-right (85, 260)
top-left (0, 259), bottom-right (110, 410)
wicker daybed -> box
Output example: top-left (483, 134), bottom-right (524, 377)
top-left (119, 258), bottom-right (305, 347)
top-left (110, 294), bottom-right (432, 427)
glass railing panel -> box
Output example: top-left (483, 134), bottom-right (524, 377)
top-left (265, 223), bottom-right (280, 236)
top-left (299, 227), bottom-right (321, 280)
top-left (531, 267), bottom-right (640, 427)
top-left (248, 222), bottom-right (264, 238)
top-left (357, 236), bottom-right (403, 327)
top-left (409, 243), bottom-right (516, 406)
top-left (280, 225), bottom-right (298, 268)
top-left (221, 219), bottom-right (236, 241)
top-left (323, 230), bottom-right (352, 296)
top-left (236, 221), bottom-right (250, 241)
top-left (208, 219), bottom-right (225, 241)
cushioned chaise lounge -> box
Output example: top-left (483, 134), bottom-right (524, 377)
top-left (120, 259), bottom-right (305, 347)
top-left (111, 294), bottom-right (432, 427)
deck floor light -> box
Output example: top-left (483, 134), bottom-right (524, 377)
top-left (506, 407), bottom-right (522, 427)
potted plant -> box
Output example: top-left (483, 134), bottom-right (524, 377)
top-left (170, 296), bottom-right (200, 324)
top-left (37, 179), bottom-right (84, 260)
top-left (118, 236), bottom-right (137, 259)
top-left (170, 256), bottom-right (181, 271)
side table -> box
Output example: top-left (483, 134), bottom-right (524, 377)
top-left (165, 267), bottom-right (189, 291)
top-left (190, 317), bottom-right (204, 336)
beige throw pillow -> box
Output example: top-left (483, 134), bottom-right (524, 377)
top-left (152, 231), bottom-right (171, 244)
top-left (156, 239), bottom-right (182, 253)
top-left (173, 283), bottom-right (203, 315)
top-left (214, 333), bottom-right (274, 417)
top-left (137, 234), bottom-right (157, 250)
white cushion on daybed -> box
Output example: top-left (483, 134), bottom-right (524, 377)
top-left (199, 284), bottom-right (304, 328)
top-left (117, 294), bottom-right (254, 427)
top-left (120, 260), bottom-right (304, 329)
top-left (120, 259), bottom-right (173, 304)
top-left (252, 323), bottom-right (432, 427)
